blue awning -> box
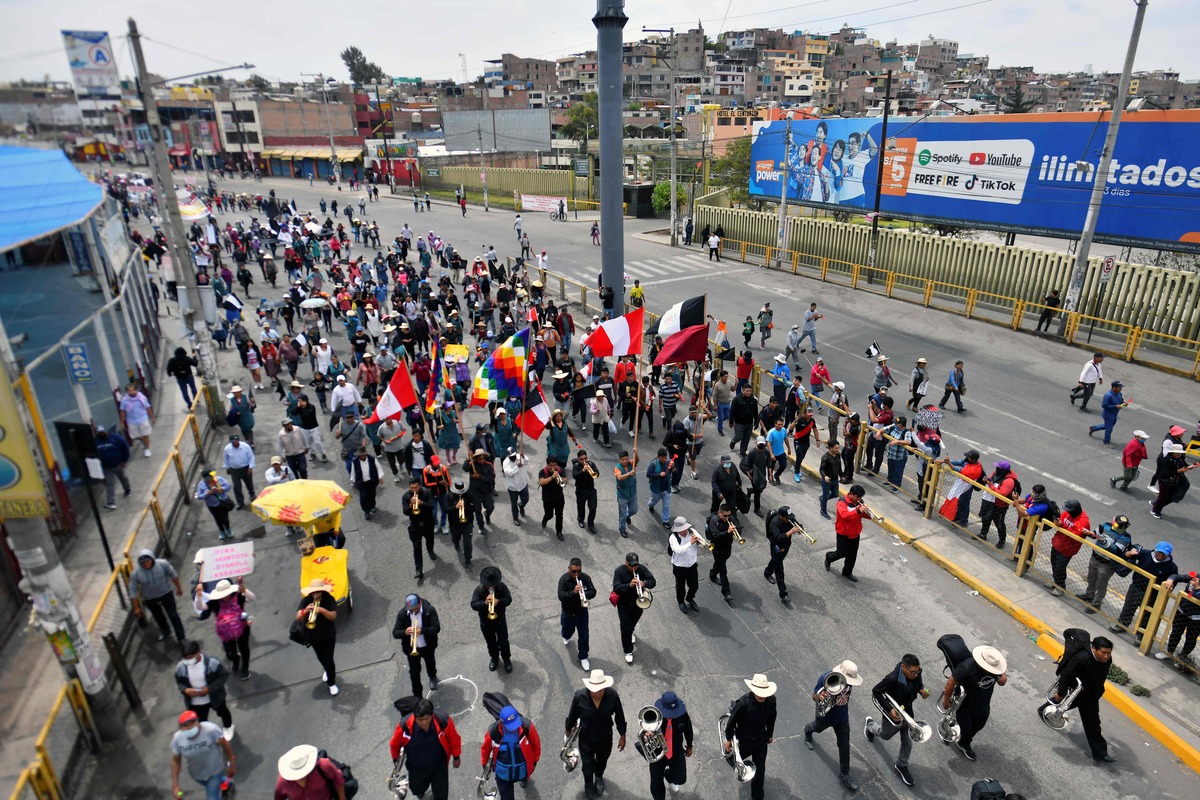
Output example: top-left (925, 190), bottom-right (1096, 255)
top-left (0, 146), bottom-right (104, 253)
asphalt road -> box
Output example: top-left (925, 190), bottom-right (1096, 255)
top-left (97, 176), bottom-right (1196, 800)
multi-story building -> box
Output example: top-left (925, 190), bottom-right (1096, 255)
top-left (484, 54), bottom-right (559, 90)
top-left (916, 36), bottom-right (959, 75)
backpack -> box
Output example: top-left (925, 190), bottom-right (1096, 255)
top-left (970, 778), bottom-right (1007, 800)
top-left (1056, 628), bottom-right (1091, 676)
top-left (213, 598), bottom-right (246, 642)
top-left (764, 507), bottom-right (783, 540)
top-left (315, 750), bottom-right (359, 799)
top-left (1044, 499), bottom-right (1061, 520)
top-left (1008, 477), bottom-right (1022, 499)
top-left (935, 633), bottom-right (972, 677)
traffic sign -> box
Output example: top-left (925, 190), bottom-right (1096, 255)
top-left (1100, 256), bottom-right (1115, 285)
top-left (61, 344), bottom-right (94, 384)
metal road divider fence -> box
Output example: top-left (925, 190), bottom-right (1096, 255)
top-left (9, 387), bottom-right (219, 800)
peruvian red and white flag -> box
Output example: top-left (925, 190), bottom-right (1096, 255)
top-left (938, 462), bottom-right (985, 522)
top-left (517, 383), bottom-right (552, 439)
top-left (582, 307), bottom-right (644, 358)
top-left (364, 360), bottom-right (419, 423)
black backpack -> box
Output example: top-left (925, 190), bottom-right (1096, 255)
top-left (1044, 499), bottom-right (1061, 520)
top-left (936, 633), bottom-right (972, 677)
top-left (970, 778), bottom-right (1006, 800)
top-left (1056, 628), bottom-right (1091, 676)
top-left (764, 507), bottom-right (784, 540)
top-left (315, 750), bottom-right (359, 799)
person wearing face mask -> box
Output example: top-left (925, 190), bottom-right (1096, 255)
top-left (1114, 541), bottom-right (1178, 634)
top-left (171, 710), bottom-right (235, 800)
top-left (175, 640), bottom-right (235, 742)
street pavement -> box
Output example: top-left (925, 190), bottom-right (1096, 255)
top-left (80, 176), bottom-right (1197, 800)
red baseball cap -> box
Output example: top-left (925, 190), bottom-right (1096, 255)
top-left (178, 710), bottom-right (199, 725)
top-left (431, 455), bottom-right (440, 466)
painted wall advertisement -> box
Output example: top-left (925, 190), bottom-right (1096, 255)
top-left (0, 367), bottom-right (49, 518)
top-left (748, 110), bottom-right (1200, 252)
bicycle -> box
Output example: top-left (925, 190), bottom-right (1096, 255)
top-left (549, 210), bottom-right (566, 221)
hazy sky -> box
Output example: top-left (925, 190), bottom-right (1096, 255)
top-left (3, 0), bottom-right (1195, 87)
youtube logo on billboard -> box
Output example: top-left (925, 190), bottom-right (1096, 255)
top-left (969, 152), bottom-right (986, 165)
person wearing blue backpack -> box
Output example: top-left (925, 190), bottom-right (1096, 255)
top-left (479, 704), bottom-right (541, 800)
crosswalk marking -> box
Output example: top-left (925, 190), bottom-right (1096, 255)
top-left (665, 256), bottom-right (708, 269)
top-left (655, 263), bottom-right (689, 274)
top-left (627, 261), bottom-right (670, 276)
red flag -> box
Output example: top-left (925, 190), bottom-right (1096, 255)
top-left (364, 360), bottom-right (419, 423)
top-left (582, 307), bottom-right (644, 357)
top-left (653, 323), bottom-right (710, 366)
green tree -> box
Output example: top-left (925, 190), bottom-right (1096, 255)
top-left (340, 46), bottom-right (388, 85)
top-left (652, 181), bottom-right (687, 216)
top-left (247, 74), bottom-right (271, 91)
top-left (559, 92), bottom-right (599, 153)
top-left (710, 135), bottom-right (753, 207)
top-left (1002, 84), bottom-right (1037, 113)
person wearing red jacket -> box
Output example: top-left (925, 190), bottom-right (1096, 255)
top-left (735, 351), bottom-right (755, 394)
top-left (389, 698), bottom-right (462, 800)
top-left (809, 358), bottom-right (832, 404)
top-left (977, 462), bottom-right (1018, 548)
top-left (1111, 430), bottom-right (1149, 490)
top-left (479, 704), bottom-right (542, 799)
top-left (825, 484), bottom-right (873, 582)
top-left (1049, 500), bottom-right (1091, 596)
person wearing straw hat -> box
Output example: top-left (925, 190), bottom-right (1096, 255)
top-left (275, 744), bottom-right (346, 799)
top-left (471, 566), bottom-right (514, 673)
top-left (170, 710), bottom-right (235, 800)
top-left (804, 660), bottom-right (863, 791)
top-left (723, 674), bottom-right (777, 800)
top-left (202, 578), bottom-right (255, 681)
top-left (293, 579), bottom-right (340, 696)
top-left (465, 448), bottom-right (497, 531)
top-left (941, 645), bottom-right (1008, 762)
top-left (645, 690), bottom-right (693, 799)
top-left (566, 669), bottom-right (627, 800)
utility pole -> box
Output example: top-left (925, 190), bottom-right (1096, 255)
top-left (645, 27), bottom-right (679, 246)
top-left (594, 0), bottom-right (629, 302)
top-left (868, 69), bottom-right (893, 276)
top-left (128, 18), bottom-right (223, 411)
top-left (0, 314), bottom-right (122, 741)
top-left (776, 111), bottom-right (794, 267)
top-left (477, 126), bottom-right (490, 212)
top-left (1061, 0), bottom-right (1148, 333)
top-left (374, 85), bottom-right (393, 189)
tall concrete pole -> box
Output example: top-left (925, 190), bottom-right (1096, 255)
top-left (128, 19), bottom-right (224, 413)
top-left (1060, 0), bottom-right (1147, 331)
top-left (593, 0), bottom-right (628, 304)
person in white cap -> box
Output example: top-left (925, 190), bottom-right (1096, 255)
top-left (940, 645), bottom-right (1007, 762)
top-left (275, 744), bottom-right (347, 799)
top-left (566, 669), bottom-right (627, 800)
top-left (804, 660), bottom-right (863, 790)
top-left (723, 673), bottom-right (777, 800)
top-left (1112, 430), bottom-right (1149, 490)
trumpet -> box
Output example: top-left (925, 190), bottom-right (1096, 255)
top-left (634, 705), bottom-right (667, 763)
top-left (409, 626), bottom-right (420, 656)
top-left (634, 578), bottom-right (653, 609)
top-left (937, 685), bottom-right (966, 744)
top-left (873, 693), bottom-right (933, 744)
top-left (784, 512), bottom-right (818, 545)
top-left (815, 671), bottom-right (848, 718)
top-left (387, 750), bottom-right (409, 798)
top-left (486, 589), bottom-right (498, 621)
top-left (561, 724), bottom-right (582, 772)
top-left (729, 519), bottom-right (746, 546)
top-left (716, 713), bottom-right (756, 784)
top-left (477, 747), bottom-right (497, 800)
top-left (555, 468), bottom-right (567, 488)
top-left (305, 593), bottom-right (322, 629)
top-left (584, 462), bottom-right (598, 479)
top-left (577, 576), bottom-right (589, 609)
top-left (1040, 677), bottom-right (1083, 730)
top-left (858, 502), bottom-right (887, 527)
top-left (458, 498), bottom-right (467, 522)
top-left (689, 526), bottom-right (715, 552)
top-left (411, 493), bottom-right (420, 513)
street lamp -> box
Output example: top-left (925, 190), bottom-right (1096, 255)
top-left (302, 73), bottom-right (340, 182)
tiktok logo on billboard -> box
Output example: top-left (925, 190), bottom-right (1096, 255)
top-left (965, 175), bottom-right (978, 191)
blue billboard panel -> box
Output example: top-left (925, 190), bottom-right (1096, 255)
top-left (747, 111), bottom-right (1200, 252)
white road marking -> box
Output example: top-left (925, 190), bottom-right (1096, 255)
top-left (654, 263), bottom-right (689, 274)
top-left (952, 433), bottom-right (1114, 505)
top-left (640, 269), bottom-right (754, 287)
top-left (628, 262), bottom-right (669, 276)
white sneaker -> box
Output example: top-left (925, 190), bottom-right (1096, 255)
top-left (1155, 652), bottom-right (1169, 660)
top-left (668, 783), bottom-right (681, 794)
top-left (144, 449), bottom-right (152, 457)
top-left (625, 653), bottom-right (634, 664)
top-left (322, 671), bottom-right (328, 682)
top-left (563, 637), bottom-right (571, 646)
top-left (223, 725), bottom-right (235, 741)
top-left (329, 683), bottom-right (339, 696)
top-left (581, 658), bottom-right (591, 670)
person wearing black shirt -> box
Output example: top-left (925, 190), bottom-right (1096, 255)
top-left (645, 691), bottom-right (693, 800)
top-left (447, 478), bottom-right (476, 569)
top-left (1035, 288), bottom-right (1062, 333)
top-left (392, 593), bottom-right (441, 695)
top-left (295, 579), bottom-right (339, 696)
top-left (612, 553), bottom-right (657, 664)
top-left (756, 397), bottom-right (783, 435)
top-left (403, 478), bottom-right (438, 580)
top-left (464, 449), bottom-right (496, 531)
top-left (706, 505), bottom-right (736, 602)
top-left (559, 558), bottom-right (598, 671)
top-left (940, 645), bottom-right (1007, 761)
top-left (804, 661), bottom-right (864, 791)
top-left (819, 442), bottom-right (842, 520)
top-left (619, 374), bottom-right (639, 434)
top-left (1039, 635), bottom-right (1115, 762)
top-left (662, 423), bottom-right (690, 491)
top-left (729, 386), bottom-right (759, 457)
top-left (1115, 541), bottom-right (1178, 631)
top-left (572, 450), bottom-right (599, 533)
top-left (764, 506), bottom-right (802, 604)
top-left (539, 456), bottom-right (567, 540)
top-left (710, 455), bottom-right (744, 520)
top-left (469, 566), bottom-right (513, 673)
top-left (865, 654), bottom-right (929, 787)
top-left (740, 439), bottom-right (770, 517)
top-left (566, 669), bottom-right (627, 800)
top-left (723, 674), bottom-right (777, 800)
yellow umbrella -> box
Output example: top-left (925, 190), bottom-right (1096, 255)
top-left (251, 479), bottom-right (351, 527)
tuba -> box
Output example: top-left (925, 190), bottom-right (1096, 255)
top-left (634, 579), bottom-right (653, 609)
top-left (937, 685), bottom-right (966, 744)
top-left (716, 712), bottom-right (756, 783)
top-left (873, 694), bottom-right (933, 744)
top-left (634, 705), bottom-right (667, 763)
top-left (477, 746), bottom-right (497, 800)
top-left (561, 724), bottom-right (582, 772)
top-left (814, 671), bottom-right (848, 718)
top-left (1039, 677), bottom-right (1083, 730)
top-left (387, 750), bottom-right (409, 798)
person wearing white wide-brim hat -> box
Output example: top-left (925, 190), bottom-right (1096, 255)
top-left (567, 669), bottom-right (627, 799)
top-left (276, 744), bottom-right (348, 797)
top-left (804, 660), bottom-right (864, 790)
top-left (724, 673), bottom-right (778, 799)
top-left (939, 645), bottom-right (1008, 762)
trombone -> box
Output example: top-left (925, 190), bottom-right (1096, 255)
top-left (872, 693), bottom-right (933, 744)
top-left (634, 577), bottom-right (653, 609)
top-left (486, 589), bottom-right (498, 621)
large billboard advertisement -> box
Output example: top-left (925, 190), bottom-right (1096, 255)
top-left (748, 111), bottom-right (1200, 252)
